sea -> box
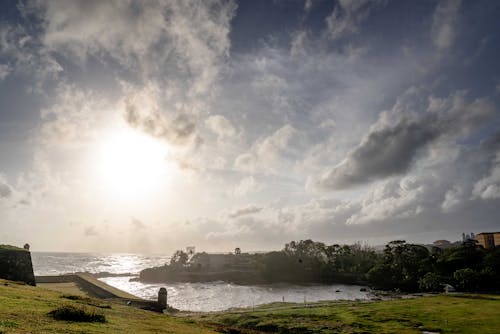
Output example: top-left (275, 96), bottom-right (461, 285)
top-left (31, 252), bottom-right (372, 312)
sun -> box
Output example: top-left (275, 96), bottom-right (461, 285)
top-left (94, 128), bottom-right (169, 198)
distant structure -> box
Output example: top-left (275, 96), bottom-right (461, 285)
top-left (189, 252), bottom-right (255, 271)
top-left (0, 244), bottom-right (36, 286)
top-left (186, 246), bottom-right (195, 256)
top-left (235, 247), bottom-right (241, 255)
top-left (462, 232), bottom-right (475, 242)
top-left (433, 240), bottom-right (451, 248)
top-left (158, 287), bottom-right (167, 310)
top-left (475, 232), bottom-right (500, 249)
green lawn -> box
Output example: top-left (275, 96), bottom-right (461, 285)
top-left (0, 279), bottom-right (217, 334)
top-left (2, 278), bottom-right (500, 334)
top-left (199, 294), bottom-right (500, 333)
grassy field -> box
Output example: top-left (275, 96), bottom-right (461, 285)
top-left (0, 279), bottom-right (217, 334)
top-left (2, 278), bottom-right (500, 333)
top-left (199, 294), bottom-right (500, 334)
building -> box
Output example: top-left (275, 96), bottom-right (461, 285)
top-left (433, 240), bottom-right (451, 248)
top-left (475, 232), bottom-right (500, 249)
top-left (188, 252), bottom-right (257, 271)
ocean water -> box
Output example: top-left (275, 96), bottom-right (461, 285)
top-left (32, 252), bottom-right (371, 312)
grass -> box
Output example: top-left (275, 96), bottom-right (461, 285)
top-left (0, 279), bottom-right (217, 333)
top-left (199, 294), bottom-right (500, 333)
top-left (0, 245), bottom-right (26, 251)
top-left (2, 277), bottom-right (500, 333)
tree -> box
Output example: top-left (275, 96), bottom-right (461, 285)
top-left (367, 240), bottom-right (431, 291)
top-left (454, 268), bottom-right (480, 291)
top-left (418, 272), bottom-right (442, 292)
top-left (170, 250), bottom-right (188, 267)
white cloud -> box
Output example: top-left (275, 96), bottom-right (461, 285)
top-left (231, 176), bottom-right (261, 197)
top-left (35, 0), bottom-right (236, 95)
top-left (0, 64), bottom-right (11, 80)
top-left (431, 0), bottom-right (462, 51)
top-left (472, 153), bottom-right (500, 200)
top-left (441, 185), bottom-right (464, 212)
top-left (234, 124), bottom-right (300, 173)
top-left (205, 115), bottom-right (237, 139)
top-left (326, 0), bottom-right (384, 40)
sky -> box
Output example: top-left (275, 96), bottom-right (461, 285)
top-left (0, 0), bottom-right (499, 253)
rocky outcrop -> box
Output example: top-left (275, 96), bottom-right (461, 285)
top-left (138, 265), bottom-right (263, 284)
top-left (0, 245), bottom-right (36, 286)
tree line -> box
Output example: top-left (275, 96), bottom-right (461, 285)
top-left (140, 239), bottom-right (500, 292)
top-left (258, 239), bottom-right (500, 292)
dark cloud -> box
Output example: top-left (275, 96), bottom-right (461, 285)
top-left (313, 92), bottom-right (496, 190)
top-left (315, 118), bottom-right (439, 189)
top-left (229, 205), bottom-right (263, 218)
top-left (124, 102), bottom-right (197, 145)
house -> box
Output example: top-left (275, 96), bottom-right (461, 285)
top-left (433, 240), bottom-right (451, 248)
top-left (475, 232), bottom-right (500, 249)
top-left (188, 252), bottom-right (257, 271)
top-left (189, 253), bottom-right (235, 270)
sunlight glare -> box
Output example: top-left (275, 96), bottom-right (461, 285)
top-left (95, 128), bottom-right (169, 198)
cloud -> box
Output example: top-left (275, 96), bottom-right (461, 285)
top-left (0, 179), bottom-right (12, 198)
top-left (326, 0), bottom-right (384, 40)
top-left (472, 153), bottom-right (500, 200)
top-left (314, 117), bottom-right (439, 190)
top-left (0, 22), bottom-right (62, 85)
top-left (231, 176), bottom-right (261, 197)
top-left (228, 205), bottom-right (263, 218)
top-left (312, 90), bottom-right (496, 190)
top-left (84, 225), bottom-right (98, 236)
top-left (39, 84), bottom-right (107, 146)
top-left (441, 185), bottom-right (464, 212)
top-left (34, 0), bottom-right (236, 95)
top-left (0, 64), bottom-right (11, 80)
top-left (125, 100), bottom-right (197, 146)
top-left (431, 0), bottom-right (462, 51)
top-left (131, 217), bottom-right (147, 229)
top-left (290, 30), bottom-right (309, 57)
top-left (234, 124), bottom-right (300, 172)
top-left (205, 115), bottom-right (237, 139)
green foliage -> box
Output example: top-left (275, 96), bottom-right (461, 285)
top-left (140, 239), bottom-right (500, 292)
top-left (259, 240), bottom-right (377, 284)
top-left (49, 305), bottom-right (106, 323)
top-left (453, 268), bottom-right (480, 291)
top-left (418, 272), bottom-right (442, 291)
top-left (0, 245), bottom-right (25, 251)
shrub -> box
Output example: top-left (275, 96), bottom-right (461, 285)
top-left (48, 305), bottom-right (106, 323)
top-left (418, 272), bottom-right (442, 292)
top-left (453, 268), bottom-right (480, 291)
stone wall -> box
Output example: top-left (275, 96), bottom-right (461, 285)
top-left (0, 246), bottom-right (36, 286)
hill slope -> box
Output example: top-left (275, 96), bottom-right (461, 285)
top-left (0, 279), bottom-right (216, 334)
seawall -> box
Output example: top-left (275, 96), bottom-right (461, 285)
top-left (0, 245), bottom-right (36, 286)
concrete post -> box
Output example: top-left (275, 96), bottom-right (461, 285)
top-left (158, 287), bottom-right (167, 309)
